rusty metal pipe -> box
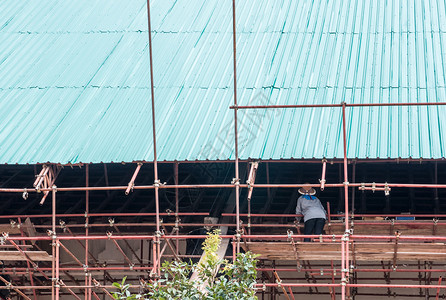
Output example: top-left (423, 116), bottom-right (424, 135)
top-left (125, 163), bottom-right (143, 195)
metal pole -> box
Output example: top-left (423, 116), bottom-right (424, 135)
top-left (146, 0), bottom-right (161, 277)
top-left (341, 103), bottom-right (350, 300)
top-left (17, 217), bottom-right (38, 300)
top-left (174, 162), bottom-right (179, 256)
top-left (230, 102), bottom-right (446, 109)
top-left (232, 0), bottom-right (240, 253)
top-left (55, 239), bottom-right (60, 300)
top-left (85, 164), bottom-right (89, 300)
top-left (52, 186), bottom-right (57, 300)
top-left (5, 181), bottom-right (446, 194)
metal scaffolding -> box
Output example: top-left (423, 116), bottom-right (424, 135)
top-left (0, 1), bottom-right (446, 299)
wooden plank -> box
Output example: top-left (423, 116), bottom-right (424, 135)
top-left (23, 218), bottom-right (37, 245)
top-left (0, 225), bottom-right (21, 235)
top-left (0, 245), bottom-right (33, 249)
top-left (0, 251), bottom-right (52, 261)
top-left (246, 242), bottom-right (446, 262)
top-left (325, 221), bottom-right (446, 236)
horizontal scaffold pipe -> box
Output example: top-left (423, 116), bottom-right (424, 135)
top-left (348, 284), bottom-right (446, 289)
top-left (2, 182), bottom-right (446, 194)
top-left (223, 213), bottom-right (446, 218)
top-left (5, 234), bottom-right (446, 242)
top-left (230, 102), bottom-right (446, 110)
top-left (0, 212), bottom-right (208, 219)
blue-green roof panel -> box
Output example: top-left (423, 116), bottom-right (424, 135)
top-left (0, 0), bottom-right (445, 164)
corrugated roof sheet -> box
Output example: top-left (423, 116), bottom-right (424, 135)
top-left (0, 0), bottom-right (445, 164)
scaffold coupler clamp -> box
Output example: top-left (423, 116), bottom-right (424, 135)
top-left (343, 181), bottom-right (349, 186)
top-left (9, 220), bottom-right (17, 229)
top-left (106, 231), bottom-right (113, 239)
top-left (287, 230), bottom-right (293, 241)
top-left (231, 178), bottom-right (240, 186)
top-left (319, 178), bottom-right (326, 191)
top-left (384, 182), bottom-right (390, 196)
top-left (59, 220), bottom-right (67, 232)
top-left (174, 218), bottom-right (181, 232)
top-left (154, 230), bottom-right (162, 244)
top-left (166, 209), bottom-right (173, 216)
top-left (153, 179), bottom-right (161, 188)
top-left (350, 264), bottom-right (355, 273)
top-left (276, 279), bottom-right (282, 288)
top-left (108, 218), bottom-right (115, 227)
top-left (83, 264), bottom-right (88, 274)
top-left (359, 183), bottom-right (365, 191)
top-left (262, 282), bottom-right (266, 291)
top-left (341, 277), bottom-right (348, 286)
top-left (93, 278), bottom-right (101, 287)
top-left (129, 264), bottom-right (135, 271)
top-left (54, 278), bottom-right (61, 288)
top-left (372, 182), bottom-right (376, 193)
top-left (22, 188), bottom-right (28, 200)
top-left (0, 233), bottom-right (7, 245)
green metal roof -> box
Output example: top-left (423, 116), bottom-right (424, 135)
top-left (0, 0), bottom-right (445, 164)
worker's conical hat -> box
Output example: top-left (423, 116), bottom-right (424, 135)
top-left (298, 183), bottom-right (316, 196)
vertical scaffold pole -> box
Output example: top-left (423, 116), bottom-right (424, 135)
top-left (146, 0), bottom-right (161, 276)
top-left (341, 103), bottom-right (350, 300)
top-left (174, 163), bottom-right (179, 255)
top-left (52, 186), bottom-right (57, 300)
top-left (232, 0), bottom-right (241, 253)
top-left (85, 164), bottom-right (90, 300)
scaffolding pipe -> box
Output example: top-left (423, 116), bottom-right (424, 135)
top-left (5, 181), bottom-right (446, 194)
top-left (320, 159), bottom-right (327, 191)
top-left (17, 217), bottom-right (38, 300)
top-left (85, 164), bottom-right (89, 300)
top-left (7, 233), bottom-right (446, 242)
top-left (230, 102), bottom-right (446, 109)
top-left (436, 276), bottom-right (442, 300)
top-left (341, 103), bottom-right (349, 300)
top-left (146, 0), bottom-right (161, 278)
top-left (125, 163), bottom-right (143, 195)
top-left (174, 162), bottom-right (179, 255)
top-left (56, 239), bottom-right (60, 300)
top-left (232, 0), bottom-right (241, 254)
top-left (0, 212), bottom-right (208, 219)
top-left (52, 186), bottom-right (56, 300)
top-left (0, 275), bottom-right (32, 300)
top-left (222, 213), bottom-right (446, 218)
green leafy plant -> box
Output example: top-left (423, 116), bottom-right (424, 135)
top-left (112, 230), bottom-right (258, 300)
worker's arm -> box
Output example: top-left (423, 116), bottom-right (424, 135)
top-left (295, 197), bottom-right (302, 223)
